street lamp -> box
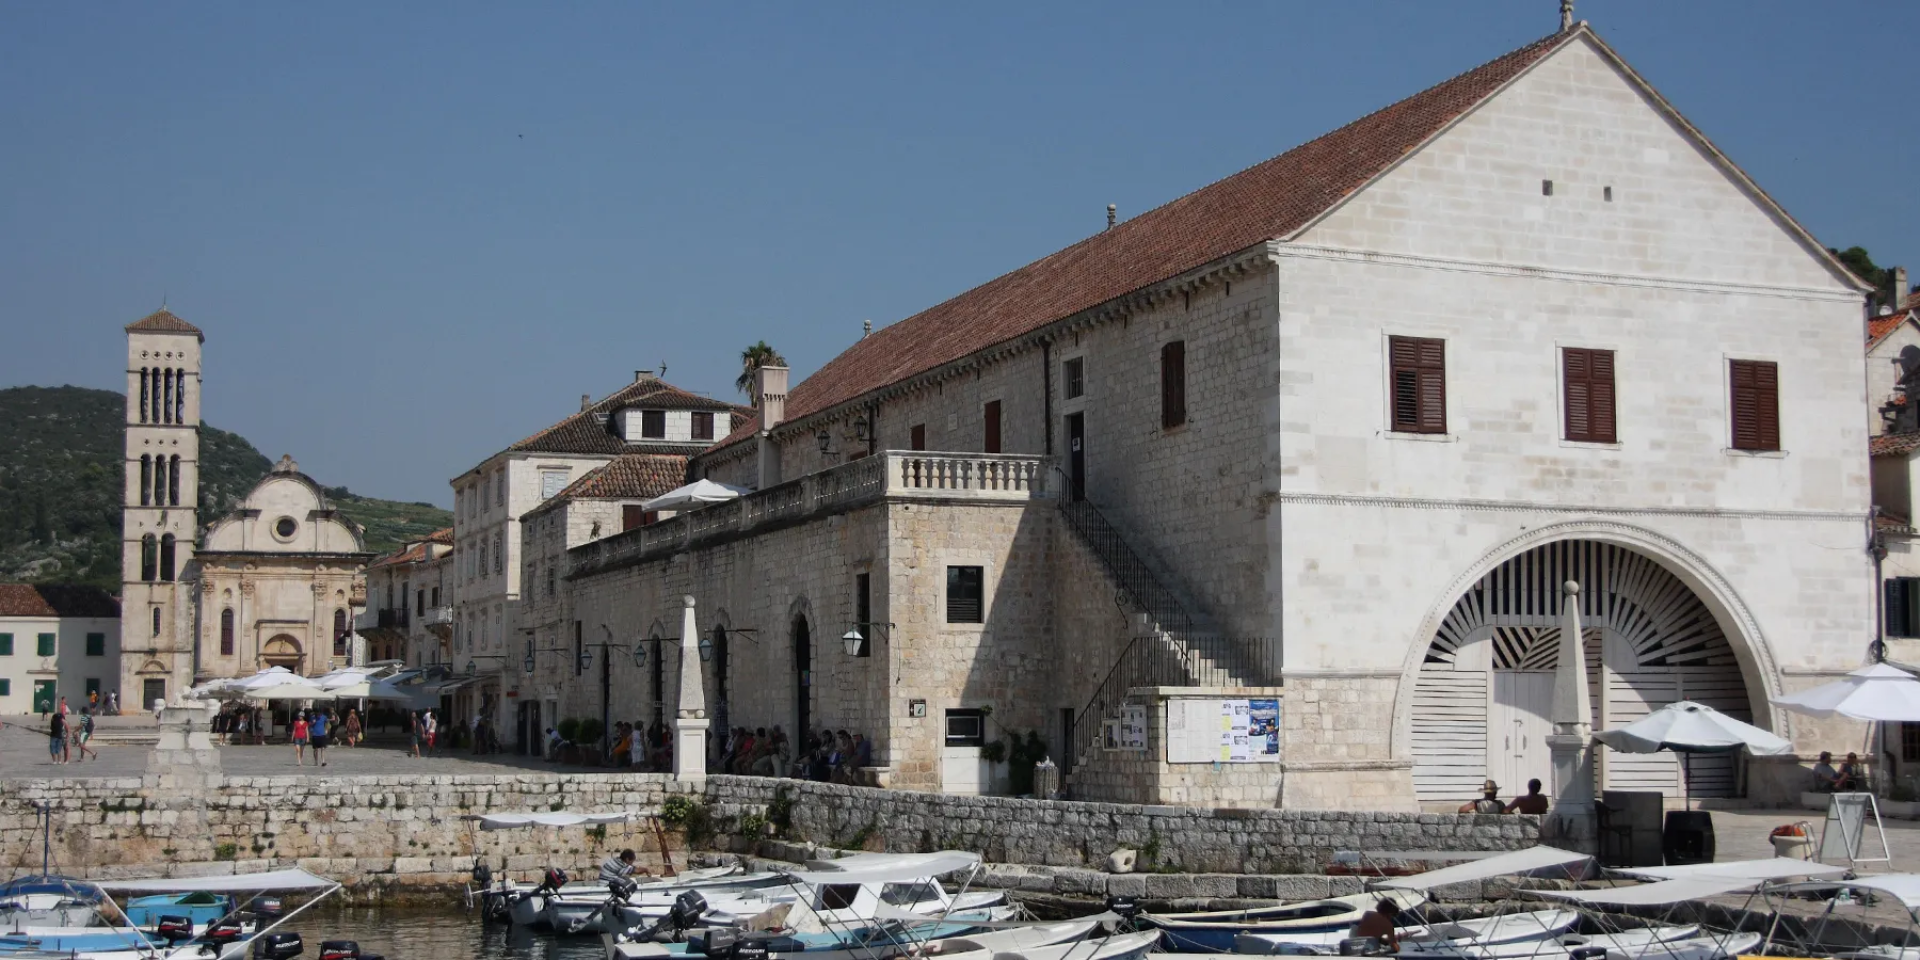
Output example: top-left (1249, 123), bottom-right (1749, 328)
top-left (841, 622), bottom-right (893, 658)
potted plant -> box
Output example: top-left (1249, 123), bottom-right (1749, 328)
top-left (577, 718), bottom-right (605, 766)
top-left (556, 718), bottom-right (582, 764)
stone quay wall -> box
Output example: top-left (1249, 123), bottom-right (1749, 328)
top-left (0, 772), bottom-right (1534, 889)
top-left (705, 776), bottom-right (1538, 875)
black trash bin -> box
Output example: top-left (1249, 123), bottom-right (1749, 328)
top-left (1662, 810), bottom-right (1715, 865)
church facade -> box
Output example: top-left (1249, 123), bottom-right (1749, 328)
top-left (119, 310), bottom-right (372, 699)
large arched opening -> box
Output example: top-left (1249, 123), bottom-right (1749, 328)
top-left (1398, 529), bottom-right (1777, 807)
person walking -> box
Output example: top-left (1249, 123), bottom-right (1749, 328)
top-left (408, 711), bottom-right (423, 759)
top-left (57, 696), bottom-right (69, 719)
top-left (291, 712), bottom-right (311, 766)
top-left (309, 710), bottom-right (330, 767)
top-left (105, 691), bottom-right (118, 716)
top-left (47, 711), bottom-right (67, 765)
top-left (72, 709), bottom-right (98, 762)
top-left (423, 711), bottom-right (438, 754)
top-left (343, 708), bottom-right (361, 748)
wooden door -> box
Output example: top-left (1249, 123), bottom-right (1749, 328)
top-left (1066, 413), bottom-right (1085, 502)
top-left (1490, 671), bottom-right (1555, 796)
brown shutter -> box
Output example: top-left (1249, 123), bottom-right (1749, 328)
top-left (622, 504), bottom-right (645, 531)
top-left (983, 400), bottom-right (1002, 453)
top-left (1563, 347), bottom-right (1616, 443)
top-left (1161, 341), bottom-right (1187, 429)
top-left (1390, 336), bottom-right (1447, 434)
top-left (1729, 359), bottom-right (1780, 451)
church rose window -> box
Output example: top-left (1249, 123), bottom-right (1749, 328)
top-left (275, 517), bottom-right (298, 539)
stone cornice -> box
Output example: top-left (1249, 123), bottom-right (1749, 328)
top-left (1275, 490), bottom-right (1864, 524)
top-left (1273, 242), bottom-right (1864, 302)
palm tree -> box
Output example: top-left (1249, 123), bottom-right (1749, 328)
top-left (736, 341), bottom-right (787, 402)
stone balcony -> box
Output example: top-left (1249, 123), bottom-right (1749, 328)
top-left (569, 450), bottom-right (1051, 579)
top-left (421, 606), bottom-right (453, 627)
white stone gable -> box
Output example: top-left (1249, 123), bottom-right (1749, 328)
top-left (1300, 35), bottom-right (1855, 293)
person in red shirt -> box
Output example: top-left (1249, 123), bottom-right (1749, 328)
top-left (291, 713), bottom-right (311, 767)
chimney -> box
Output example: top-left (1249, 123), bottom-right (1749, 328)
top-left (634, 370), bottom-right (659, 383)
top-left (580, 394), bottom-right (593, 412)
top-left (862, 319), bottom-right (872, 339)
top-left (753, 365), bottom-right (790, 491)
top-left (1893, 266), bottom-right (1910, 311)
top-left (1559, 0), bottom-right (1574, 30)
top-left (1106, 204), bottom-right (1117, 231)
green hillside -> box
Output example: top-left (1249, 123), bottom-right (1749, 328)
top-left (0, 386), bottom-right (449, 590)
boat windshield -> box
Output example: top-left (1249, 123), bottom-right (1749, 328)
top-left (879, 882), bottom-right (941, 906)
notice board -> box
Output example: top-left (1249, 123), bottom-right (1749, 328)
top-left (1166, 698), bottom-right (1280, 764)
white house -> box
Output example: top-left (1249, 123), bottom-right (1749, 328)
top-left (0, 584), bottom-right (120, 715)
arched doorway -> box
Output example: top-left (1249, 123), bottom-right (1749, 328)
top-left (792, 615), bottom-right (812, 739)
top-left (262, 635), bottom-right (303, 670)
top-left (1410, 540), bottom-right (1754, 804)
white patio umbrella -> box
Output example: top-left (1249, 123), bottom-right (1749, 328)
top-left (640, 478), bottom-right (750, 513)
top-left (1770, 663), bottom-right (1920, 722)
top-left (1594, 700), bottom-right (1792, 806)
top-left (241, 680), bottom-right (335, 701)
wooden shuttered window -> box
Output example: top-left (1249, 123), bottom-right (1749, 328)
top-left (690, 411), bottom-right (714, 441)
top-left (1161, 341), bottom-right (1186, 429)
top-left (622, 504), bottom-right (646, 532)
top-left (983, 400), bottom-right (1002, 454)
top-left (1728, 359), bottom-right (1780, 451)
top-left (1389, 336), bottom-right (1447, 434)
top-left (1563, 347), bottom-right (1617, 443)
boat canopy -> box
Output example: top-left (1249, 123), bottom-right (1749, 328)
top-left (1530, 875), bottom-right (1765, 905)
top-left (1373, 846), bottom-right (1590, 890)
top-left (468, 812), bottom-right (637, 831)
top-left (1613, 857), bottom-right (1848, 883)
top-left (1772, 874), bottom-right (1920, 909)
top-left (0, 875), bottom-right (97, 897)
top-left (786, 851), bottom-right (980, 885)
top-left (96, 868), bottom-right (337, 893)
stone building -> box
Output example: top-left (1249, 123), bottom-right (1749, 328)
top-left (358, 528), bottom-right (454, 668)
top-left (0, 584), bottom-right (120, 714)
top-left (121, 309), bottom-right (203, 707)
top-left (195, 456), bottom-right (375, 677)
top-left (560, 22), bottom-right (1877, 809)
top-left (451, 372), bottom-right (743, 744)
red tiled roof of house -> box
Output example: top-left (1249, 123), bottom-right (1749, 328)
top-left (424, 527), bottom-right (455, 545)
top-left (1870, 309), bottom-right (1917, 347)
top-left (124, 308), bottom-right (204, 340)
top-left (524, 453), bottom-right (689, 519)
top-left (1872, 432), bottom-right (1920, 458)
top-left (509, 378), bottom-right (748, 456)
top-left (0, 584), bottom-right (120, 619)
top-left (711, 28), bottom-right (1580, 451)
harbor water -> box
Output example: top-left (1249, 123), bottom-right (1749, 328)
top-left (297, 906), bottom-right (607, 960)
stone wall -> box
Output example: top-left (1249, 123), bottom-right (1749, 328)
top-left (706, 776), bottom-right (1535, 875)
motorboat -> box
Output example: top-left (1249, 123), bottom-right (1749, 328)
top-left (927, 930), bottom-right (1161, 960)
top-left (121, 891), bottom-right (236, 928)
top-left (1142, 890), bottom-right (1427, 953)
top-left (463, 810), bottom-right (686, 928)
top-left (607, 917), bottom-right (1105, 960)
top-left (1396, 926), bottom-right (1711, 960)
top-left (1234, 910), bottom-right (1588, 955)
top-left (0, 868), bottom-right (338, 960)
top-left (541, 867), bottom-right (789, 934)
top-left (0, 876), bottom-right (104, 929)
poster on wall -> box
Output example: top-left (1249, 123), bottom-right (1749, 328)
top-left (1119, 704), bottom-right (1148, 751)
top-left (1166, 698), bottom-right (1281, 764)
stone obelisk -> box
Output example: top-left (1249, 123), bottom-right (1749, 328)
top-left (672, 595), bottom-right (710, 783)
top-left (1543, 580), bottom-right (1596, 849)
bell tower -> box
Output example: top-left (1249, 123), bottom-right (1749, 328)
top-left (122, 309), bottom-right (203, 708)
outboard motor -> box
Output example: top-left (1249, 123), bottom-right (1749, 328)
top-left (253, 932), bottom-right (304, 960)
top-left (534, 868), bottom-right (568, 897)
top-left (697, 930), bottom-right (737, 958)
top-left (470, 862), bottom-right (493, 887)
top-left (203, 921), bottom-right (246, 946)
top-left (318, 940), bottom-right (359, 960)
top-left (606, 876), bottom-right (638, 904)
top-left (249, 897), bottom-right (285, 921)
top-left (156, 916), bottom-right (196, 945)
top-left (1338, 938), bottom-right (1388, 957)
top-left (1104, 896), bottom-right (1140, 921)
top-left (731, 939), bottom-right (770, 960)
top-left (669, 890), bottom-right (707, 934)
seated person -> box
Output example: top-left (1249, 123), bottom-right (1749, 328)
top-left (1505, 778), bottom-right (1550, 815)
top-left (1812, 751), bottom-right (1842, 792)
top-left (1458, 779), bottom-right (1504, 814)
top-left (1351, 899), bottom-right (1402, 954)
top-left (1838, 752), bottom-right (1866, 791)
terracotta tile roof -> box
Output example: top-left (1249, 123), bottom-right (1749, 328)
top-left (124, 308), bottom-right (204, 340)
top-left (1872, 432), bottom-right (1920, 458)
top-left (1872, 309), bottom-right (1918, 348)
top-left (368, 542), bottom-right (427, 568)
top-left (509, 378), bottom-right (747, 456)
top-left (0, 584), bottom-right (120, 619)
top-left (523, 453), bottom-right (689, 520)
top-left (711, 28), bottom-right (1578, 451)
top-left (425, 527), bottom-right (455, 545)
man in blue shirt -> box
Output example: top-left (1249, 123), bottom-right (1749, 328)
top-left (310, 710), bottom-right (331, 767)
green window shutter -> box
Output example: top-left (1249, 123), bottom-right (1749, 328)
top-left (85, 633), bottom-right (105, 657)
top-left (0, 634), bottom-right (11, 656)
top-left (37, 634), bottom-right (55, 657)
top-left (0, 680), bottom-right (11, 696)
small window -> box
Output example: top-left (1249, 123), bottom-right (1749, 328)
top-left (622, 504), bottom-right (646, 531)
top-left (540, 469), bottom-right (569, 500)
top-left (640, 410), bottom-right (667, 439)
top-left (945, 709), bottom-right (986, 747)
top-left (85, 633), bottom-right (104, 657)
top-left (691, 411), bottom-right (715, 441)
top-left (946, 566), bottom-right (984, 623)
top-left (494, 532), bottom-right (505, 574)
top-left (1389, 336), bottom-right (1447, 434)
top-left (1064, 357), bottom-right (1085, 400)
top-left (1563, 347), bottom-right (1617, 443)
top-left (1603, 186), bottom-right (1613, 202)
top-left (910, 424), bottom-right (926, 451)
top-left (152, 607), bottom-right (161, 637)
top-left (431, 586), bottom-right (440, 607)
top-left (983, 400), bottom-right (1002, 454)
top-left (220, 609), bottom-right (234, 656)
top-left (416, 589), bottom-right (425, 616)
top-left (818, 885), bottom-right (861, 911)
top-left (1905, 723), bottom-right (1920, 763)
top-left (1542, 179), bottom-right (1554, 196)
top-left (274, 517), bottom-right (298, 539)
top-left (853, 572), bottom-right (872, 658)
top-left (496, 472), bottom-right (506, 507)
top-left (1888, 578), bottom-right (1920, 638)
top-left (0, 634), bottom-right (11, 655)
top-left (1161, 341), bottom-right (1186, 429)
top-left (36, 634), bottom-right (55, 657)
top-left (0, 680), bottom-right (11, 697)
top-left (1729, 359), bottom-right (1780, 452)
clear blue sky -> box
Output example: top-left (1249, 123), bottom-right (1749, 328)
top-left (2, 2), bottom-right (1912, 507)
